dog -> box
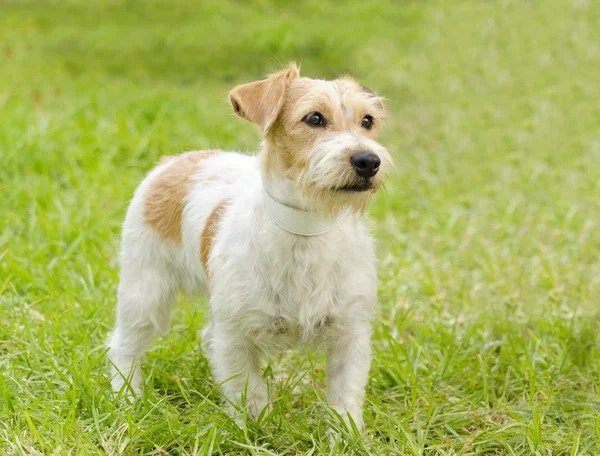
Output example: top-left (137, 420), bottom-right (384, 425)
top-left (107, 63), bottom-right (392, 430)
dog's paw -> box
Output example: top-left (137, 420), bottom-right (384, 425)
top-left (332, 405), bottom-right (364, 431)
top-left (111, 372), bottom-right (143, 402)
top-left (246, 391), bottom-right (270, 421)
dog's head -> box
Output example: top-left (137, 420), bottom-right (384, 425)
top-left (229, 63), bottom-right (392, 214)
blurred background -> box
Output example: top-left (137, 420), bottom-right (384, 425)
top-left (1, 0), bottom-right (600, 454)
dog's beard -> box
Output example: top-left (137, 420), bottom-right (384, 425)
top-left (297, 172), bottom-right (376, 216)
top-left (314, 189), bottom-right (373, 216)
top-left (333, 177), bottom-right (374, 193)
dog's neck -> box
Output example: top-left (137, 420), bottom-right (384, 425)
top-left (262, 172), bottom-right (307, 210)
top-left (261, 172), bottom-right (340, 237)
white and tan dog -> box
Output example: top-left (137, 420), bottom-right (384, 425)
top-left (107, 63), bottom-right (392, 429)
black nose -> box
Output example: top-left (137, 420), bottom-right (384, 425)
top-left (350, 152), bottom-right (381, 178)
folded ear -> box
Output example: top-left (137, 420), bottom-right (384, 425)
top-left (360, 85), bottom-right (385, 111)
top-left (229, 63), bottom-right (300, 133)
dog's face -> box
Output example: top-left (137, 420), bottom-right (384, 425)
top-left (230, 63), bottom-right (392, 214)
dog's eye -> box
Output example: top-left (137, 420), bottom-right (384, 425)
top-left (303, 112), bottom-right (327, 127)
top-left (361, 115), bottom-right (374, 130)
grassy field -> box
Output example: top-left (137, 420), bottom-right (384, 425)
top-left (1, 0), bottom-right (600, 454)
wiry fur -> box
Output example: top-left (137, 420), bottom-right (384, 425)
top-left (107, 63), bottom-right (392, 429)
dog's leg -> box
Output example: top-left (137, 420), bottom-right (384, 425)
top-left (208, 322), bottom-right (268, 420)
top-left (326, 322), bottom-right (372, 430)
top-left (107, 263), bottom-right (178, 397)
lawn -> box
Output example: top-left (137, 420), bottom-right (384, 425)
top-left (1, 0), bottom-right (600, 454)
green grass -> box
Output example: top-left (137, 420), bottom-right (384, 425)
top-left (1, 0), bottom-right (600, 454)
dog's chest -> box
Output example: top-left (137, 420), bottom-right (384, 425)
top-left (248, 234), bottom-right (349, 349)
top-left (211, 209), bottom-right (374, 352)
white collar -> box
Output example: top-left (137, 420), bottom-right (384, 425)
top-left (263, 188), bottom-right (338, 236)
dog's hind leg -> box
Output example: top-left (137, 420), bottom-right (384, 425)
top-left (107, 261), bottom-right (179, 397)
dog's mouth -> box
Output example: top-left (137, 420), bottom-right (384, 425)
top-left (334, 179), bottom-right (373, 192)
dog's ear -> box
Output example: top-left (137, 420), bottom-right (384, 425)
top-left (360, 85), bottom-right (385, 111)
top-left (229, 63), bottom-right (300, 133)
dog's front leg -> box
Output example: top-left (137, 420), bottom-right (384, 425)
top-left (326, 321), bottom-right (372, 430)
top-left (208, 322), bottom-right (268, 421)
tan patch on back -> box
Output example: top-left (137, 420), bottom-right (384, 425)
top-left (144, 151), bottom-right (215, 242)
top-left (200, 199), bottom-right (230, 272)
